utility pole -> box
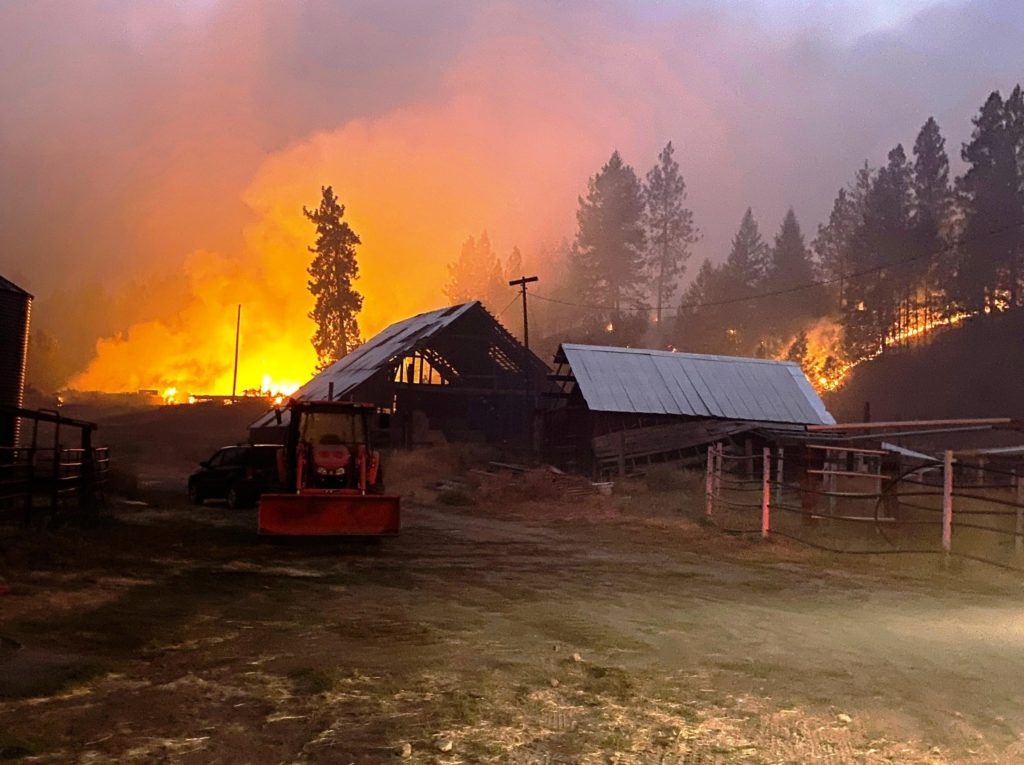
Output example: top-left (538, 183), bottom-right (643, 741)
top-left (508, 275), bottom-right (539, 453)
top-left (231, 304), bottom-right (242, 402)
top-left (508, 275), bottom-right (539, 350)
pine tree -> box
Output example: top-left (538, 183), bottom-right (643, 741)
top-left (305, 186), bottom-right (363, 369)
top-left (720, 208), bottom-right (769, 352)
top-left (764, 209), bottom-right (822, 339)
top-left (724, 209), bottom-right (769, 284)
top-left (844, 146), bottom-right (914, 356)
top-left (675, 259), bottom-right (733, 354)
top-left (643, 142), bottom-right (698, 328)
top-left (913, 117), bottom-right (952, 229)
top-left (504, 246), bottom-right (524, 282)
top-left (671, 210), bottom-right (768, 356)
top-left (574, 151), bottom-right (647, 316)
top-left (443, 232), bottom-right (506, 311)
top-left (911, 117), bottom-right (952, 328)
top-left (813, 163), bottom-right (873, 313)
top-left (956, 88), bottom-right (1024, 312)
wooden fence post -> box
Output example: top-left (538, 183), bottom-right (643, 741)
top-left (704, 445), bottom-right (714, 518)
top-left (713, 442), bottom-right (723, 506)
top-left (775, 447), bottom-right (784, 506)
top-left (761, 447), bottom-right (771, 539)
top-left (942, 450), bottom-right (954, 564)
top-left (616, 430), bottom-right (626, 479)
top-left (827, 459), bottom-right (837, 517)
top-left (1015, 472), bottom-right (1023, 558)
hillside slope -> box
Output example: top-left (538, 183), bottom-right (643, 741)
top-left (825, 310), bottom-right (1024, 423)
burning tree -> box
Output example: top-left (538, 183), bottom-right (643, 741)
top-left (305, 186), bottom-right (363, 370)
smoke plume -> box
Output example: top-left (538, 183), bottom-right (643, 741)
top-left (1, 0), bottom-right (1022, 393)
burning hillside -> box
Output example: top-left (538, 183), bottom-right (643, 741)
top-left (783, 307), bottom-right (969, 394)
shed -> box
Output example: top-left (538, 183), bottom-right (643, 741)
top-left (251, 301), bottom-right (550, 446)
top-left (0, 275), bottom-right (32, 452)
top-left (543, 343), bottom-right (835, 476)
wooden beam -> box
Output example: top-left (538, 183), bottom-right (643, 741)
top-left (807, 469), bottom-right (885, 480)
top-left (808, 417), bottom-right (1012, 432)
top-left (805, 443), bottom-right (887, 455)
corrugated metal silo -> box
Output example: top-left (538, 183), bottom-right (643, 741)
top-left (0, 275), bottom-right (32, 450)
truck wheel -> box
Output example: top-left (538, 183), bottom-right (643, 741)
top-left (226, 484), bottom-right (247, 510)
top-left (188, 482), bottom-right (205, 505)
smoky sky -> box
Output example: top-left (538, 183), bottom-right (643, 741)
top-left (2, 0), bottom-right (1023, 325)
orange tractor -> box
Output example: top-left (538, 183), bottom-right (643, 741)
top-left (257, 400), bottom-right (400, 536)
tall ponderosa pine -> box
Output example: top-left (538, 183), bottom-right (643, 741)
top-left (502, 245), bottom-right (526, 338)
top-left (673, 210), bottom-right (768, 356)
top-left (675, 259), bottom-right (735, 354)
top-left (764, 209), bottom-right (822, 338)
top-left (844, 146), bottom-right (914, 356)
top-left (725, 208), bottom-right (769, 288)
top-left (911, 117), bottom-right (952, 325)
top-left (813, 163), bottom-right (872, 311)
top-left (503, 246), bottom-right (524, 283)
top-left (956, 89), bottom-right (1024, 312)
top-left (913, 118), bottom-right (952, 234)
top-left (572, 151), bottom-right (647, 315)
top-left (643, 142), bottom-right (698, 327)
top-left (443, 232), bottom-right (506, 311)
top-left (305, 186), bottom-right (363, 369)
top-left (721, 208), bottom-right (769, 352)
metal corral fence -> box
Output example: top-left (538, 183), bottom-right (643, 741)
top-left (703, 442), bottom-right (1024, 571)
top-left (0, 406), bottom-right (110, 524)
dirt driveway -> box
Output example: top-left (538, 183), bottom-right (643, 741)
top-left (2, 488), bottom-right (1024, 764)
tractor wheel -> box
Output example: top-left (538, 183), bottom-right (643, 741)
top-left (188, 481), bottom-right (205, 505)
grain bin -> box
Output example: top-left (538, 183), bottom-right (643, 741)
top-left (0, 275), bottom-right (32, 450)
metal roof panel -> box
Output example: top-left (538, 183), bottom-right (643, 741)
top-left (560, 344), bottom-right (834, 426)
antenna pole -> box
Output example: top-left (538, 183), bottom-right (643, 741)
top-left (231, 304), bottom-right (242, 401)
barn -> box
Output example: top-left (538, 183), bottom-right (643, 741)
top-left (250, 301), bottom-right (550, 447)
top-left (542, 343), bottom-right (835, 477)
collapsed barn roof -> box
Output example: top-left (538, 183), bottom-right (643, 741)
top-left (251, 301), bottom-right (549, 433)
top-left (554, 343), bottom-right (835, 426)
top-left (0, 275), bottom-right (32, 297)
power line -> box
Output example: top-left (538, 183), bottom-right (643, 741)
top-left (529, 219), bottom-right (1024, 317)
top-left (496, 293), bottom-right (521, 317)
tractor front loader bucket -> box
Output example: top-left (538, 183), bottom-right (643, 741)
top-left (258, 493), bottom-right (400, 536)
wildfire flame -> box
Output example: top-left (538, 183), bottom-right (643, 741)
top-left (784, 303), bottom-right (969, 393)
top-left (63, 21), bottom-right (711, 403)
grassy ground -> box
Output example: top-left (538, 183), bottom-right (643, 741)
top-left (2, 452), bottom-right (1024, 763)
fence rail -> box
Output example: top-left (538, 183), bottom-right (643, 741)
top-left (0, 405), bottom-right (109, 524)
top-left (704, 442), bottom-right (1024, 572)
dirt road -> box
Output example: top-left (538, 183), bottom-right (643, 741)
top-left (2, 489), bottom-right (1024, 763)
